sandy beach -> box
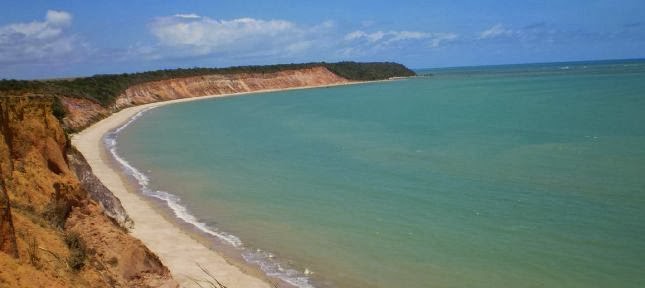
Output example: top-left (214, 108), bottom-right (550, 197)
top-left (71, 82), bottom-right (366, 288)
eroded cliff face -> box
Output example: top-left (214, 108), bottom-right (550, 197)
top-left (61, 96), bottom-right (111, 134)
top-left (0, 67), bottom-right (350, 286)
top-left (61, 66), bottom-right (349, 131)
top-left (0, 96), bottom-right (175, 287)
top-left (0, 181), bottom-right (18, 258)
top-left (116, 66), bottom-right (349, 108)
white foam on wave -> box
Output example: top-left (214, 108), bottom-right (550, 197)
top-left (104, 106), bottom-right (316, 288)
top-left (105, 106), bottom-right (242, 247)
top-left (243, 249), bottom-right (315, 288)
top-left (144, 189), bottom-right (243, 247)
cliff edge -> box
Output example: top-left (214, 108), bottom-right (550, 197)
top-left (0, 96), bottom-right (176, 287)
top-left (0, 62), bottom-right (415, 287)
top-left (62, 66), bottom-right (350, 131)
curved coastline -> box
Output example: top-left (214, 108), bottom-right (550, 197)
top-left (70, 82), bottom-right (367, 288)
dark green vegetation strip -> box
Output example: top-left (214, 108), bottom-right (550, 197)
top-left (0, 62), bottom-right (415, 107)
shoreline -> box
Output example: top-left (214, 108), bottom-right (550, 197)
top-left (70, 81), bottom-right (372, 287)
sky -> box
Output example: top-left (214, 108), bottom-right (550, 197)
top-left (1, 0), bottom-right (644, 79)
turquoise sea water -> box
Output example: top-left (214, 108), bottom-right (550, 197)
top-left (114, 60), bottom-right (645, 288)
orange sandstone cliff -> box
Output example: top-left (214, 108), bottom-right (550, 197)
top-left (0, 96), bottom-right (176, 287)
top-left (62, 66), bottom-right (349, 131)
top-left (0, 66), bottom-right (351, 287)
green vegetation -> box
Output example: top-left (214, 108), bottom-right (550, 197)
top-left (64, 231), bottom-right (87, 271)
top-left (323, 61), bottom-right (416, 80)
top-left (0, 62), bottom-right (415, 107)
top-left (52, 97), bottom-right (67, 120)
top-left (42, 196), bottom-right (72, 229)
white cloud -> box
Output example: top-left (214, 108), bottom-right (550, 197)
top-left (477, 23), bottom-right (572, 45)
top-left (344, 30), bottom-right (387, 42)
top-left (479, 24), bottom-right (516, 39)
top-left (344, 31), bottom-right (366, 41)
top-left (429, 33), bottom-right (459, 47)
top-left (143, 14), bottom-right (465, 63)
top-left (148, 14), bottom-right (332, 59)
top-left (344, 30), bottom-right (458, 48)
top-left (388, 31), bottom-right (430, 42)
top-left (46, 10), bottom-right (72, 26)
top-left (173, 13), bottom-right (201, 19)
top-left (0, 10), bottom-right (82, 65)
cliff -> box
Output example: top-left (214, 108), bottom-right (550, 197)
top-left (1, 62), bottom-right (415, 131)
top-left (116, 66), bottom-right (347, 108)
top-left (0, 62), bottom-right (413, 287)
top-left (0, 96), bottom-right (175, 287)
top-left (0, 67), bottom-right (350, 287)
top-left (1, 61), bottom-right (413, 107)
top-left (62, 66), bottom-right (349, 131)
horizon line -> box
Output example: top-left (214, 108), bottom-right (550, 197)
top-left (411, 57), bottom-right (645, 71)
top-left (2, 57), bottom-right (644, 81)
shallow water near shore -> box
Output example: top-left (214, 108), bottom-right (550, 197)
top-left (115, 60), bottom-right (645, 288)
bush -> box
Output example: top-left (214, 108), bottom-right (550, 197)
top-left (43, 183), bottom-right (75, 229)
top-left (51, 97), bottom-right (67, 120)
top-left (42, 198), bottom-right (71, 229)
top-left (64, 231), bottom-right (87, 271)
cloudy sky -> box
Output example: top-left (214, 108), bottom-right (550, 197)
top-left (1, 0), bottom-right (644, 79)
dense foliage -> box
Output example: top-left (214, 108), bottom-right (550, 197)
top-left (0, 62), bottom-right (415, 106)
top-left (323, 62), bottom-right (416, 81)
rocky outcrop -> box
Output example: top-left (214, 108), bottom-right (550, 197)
top-left (60, 66), bottom-right (349, 131)
top-left (66, 147), bottom-right (133, 229)
top-left (0, 96), bottom-right (176, 287)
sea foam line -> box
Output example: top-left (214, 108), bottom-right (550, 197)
top-left (104, 105), bottom-right (315, 288)
top-left (105, 106), bottom-right (242, 247)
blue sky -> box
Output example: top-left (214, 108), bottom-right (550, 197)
top-left (1, 0), bottom-right (644, 79)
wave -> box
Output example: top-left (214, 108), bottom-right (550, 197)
top-left (243, 249), bottom-right (315, 288)
top-left (104, 106), bottom-right (315, 288)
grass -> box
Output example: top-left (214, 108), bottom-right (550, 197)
top-left (42, 197), bottom-right (71, 229)
top-left (64, 231), bottom-right (87, 271)
top-left (42, 183), bottom-right (76, 229)
top-left (26, 236), bottom-right (40, 268)
top-left (184, 262), bottom-right (229, 288)
top-left (189, 262), bottom-right (279, 288)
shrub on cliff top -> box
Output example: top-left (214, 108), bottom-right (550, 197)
top-left (0, 62), bottom-right (416, 107)
top-left (51, 97), bottom-right (67, 121)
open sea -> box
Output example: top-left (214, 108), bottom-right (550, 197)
top-left (112, 59), bottom-right (645, 288)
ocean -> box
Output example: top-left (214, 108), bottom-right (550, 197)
top-left (111, 59), bottom-right (645, 287)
